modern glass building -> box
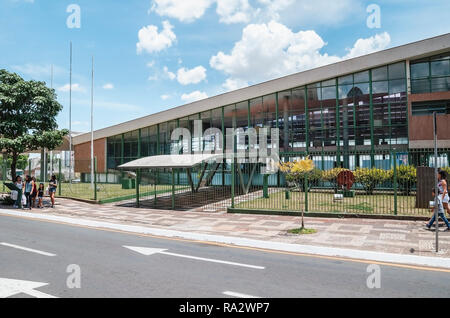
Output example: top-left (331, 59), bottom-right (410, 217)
top-left (73, 33), bottom-right (450, 177)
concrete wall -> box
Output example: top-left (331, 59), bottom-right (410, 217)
top-left (74, 138), bottom-right (106, 173)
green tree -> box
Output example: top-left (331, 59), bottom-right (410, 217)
top-left (0, 69), bottom-right (68, 180)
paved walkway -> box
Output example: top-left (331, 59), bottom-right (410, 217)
top-left (1, 197), bottom-right (449, 258)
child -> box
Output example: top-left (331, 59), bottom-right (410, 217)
top-left (37, 183), bottom-right (45, 209)
top-left (426, 188), bottom-right (450, 231)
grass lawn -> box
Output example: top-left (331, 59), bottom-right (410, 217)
top-left (287, 228), bottom-right (317, 235)
top-left (58, 183), bottom-right (188, 202)
top-left (235, 189), bottom-right (430, 216)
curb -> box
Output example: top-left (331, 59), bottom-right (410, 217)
top-left (227, 208), bottom-right (429, 221)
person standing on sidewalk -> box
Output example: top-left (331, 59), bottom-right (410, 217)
top-left (30, 176), bottom-right (38, 208)
top-left (48, 175), bottom-right (58, 208)
top-left (24, 175), bottom-right (33, 210)
top-left (426, 187), bottom-right (450, 231)
top-left (13, 176), bottom-right (24, 209)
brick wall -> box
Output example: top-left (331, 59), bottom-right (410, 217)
top-left (74, 138), bottom-right (106, 173)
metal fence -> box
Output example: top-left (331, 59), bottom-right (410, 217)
top-left (2, 149), bottom-right (449, 217)
top-left (231, 149), bottom-right (450, 217)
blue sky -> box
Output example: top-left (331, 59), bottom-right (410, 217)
top-left (0, 0), bottom-right (449, 133)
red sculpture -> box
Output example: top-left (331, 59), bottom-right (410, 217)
top-left (337, 170), bottom-right (355, 190)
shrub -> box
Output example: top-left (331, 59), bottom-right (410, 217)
top-left (394, 165), bottom-right (417, 195)
top-left (279, 159), bottom-right (316, 191)
top-left (354, 168), bottom-right (390, 195)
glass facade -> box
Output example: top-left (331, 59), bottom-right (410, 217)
top-left (411, 52), bottom-right (450, 93)
top-left (106, 60), bottom-right (418, 169)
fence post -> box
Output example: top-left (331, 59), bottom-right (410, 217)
top-left (231, 158), bottom-right (235, 208)
top-left (263, 174), bottom-right (269, 199)
top-left (2, 159), bottom-right (5, 192)
top-left (94, 157), bottom-right (98, 201)
top-left (305, 173), bottom-right (309, 212)
top-left (171, 169), bottom-right (175, 210)
top-left (58, 158), bottom-right (62, 196)
top-left (136, 168), bottom-right (140, 208)
top-left (393, 151), bottom-right (398, 216)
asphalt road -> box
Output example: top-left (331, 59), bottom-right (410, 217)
top-left (0, 213), bottom-right (449, 298)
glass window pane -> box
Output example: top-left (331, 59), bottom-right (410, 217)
top-left (372, 66), bottom-right (388, 81)
top-left (431, 77), bottom-right (450, 92)
top-left (411, 62), bottom-right (429, 79)
top-left (338, 75), bottom-right (353, 85)
top-left (431, 60), bottom-right (450, 76)
top-left (354, 70), bottom-right (369, 83)
top-left (372, 81), bottom-right (388, 104)
top-left (388, 62), bottom-right (405, 79)
top-left (321, 79), bottom-right (336, 86)
top-left (411, 79), bottom-right (430, 94)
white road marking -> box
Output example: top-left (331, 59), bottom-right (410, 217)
top-left (223, 291), bottom-right (260, 298)
top-left (123, 246), bottom-right (265, 269)
top-left (0, 278), bottom-right (58, 298)
top-left (3, 209), bottom-right (450, 270)
top-left (0, 242), bottom-right (56, 257)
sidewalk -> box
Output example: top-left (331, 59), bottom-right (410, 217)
top-left (1, 197), bottom-right (449, 260)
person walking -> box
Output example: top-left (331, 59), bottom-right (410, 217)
top-left (48, 175), bottom-right (58, 208)
top-left (437, 170), bottom-right (450, 216)
top-left (13, 176), bottom-right (24, 209)
top-left (24, 175), bottom-right (33, 210)
top-left (426, 187), bottom-right (450, 231)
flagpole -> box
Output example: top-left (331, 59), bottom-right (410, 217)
top-left (433, 112), bottom-right (439, 253)
top-left (50, 65), bottom-right (53, 177)
top-left (90, 56), bottom-right (95, 188)
top-left (69, 41), bottom-right (73, 183)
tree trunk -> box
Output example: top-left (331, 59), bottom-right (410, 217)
top-left (11, 153), bottom-right (18, 181)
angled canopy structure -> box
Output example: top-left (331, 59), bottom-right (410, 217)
top-left (118, 154), bottom-right (225, 208)
top-left (118, 154), bottom-right (223, 170)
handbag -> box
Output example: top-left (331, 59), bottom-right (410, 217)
top-left (10, 190), bottom-right (18, 201)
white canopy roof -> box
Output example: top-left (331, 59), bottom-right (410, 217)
top-left (118, 154), bottom-right (223, 170)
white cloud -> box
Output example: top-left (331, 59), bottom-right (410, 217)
top-left (343, 32), bottom-right (391, 59)
top-left (11, 64), bottom-right (65, 80)
top-left (149, 0), bottom-right (361, 25)
top-left (163, 66), bottom-right (176, 80)
top-left (210, 21), bottom-right (391, 90)
top-left (255, 0), bottom-right (361, 26)
top-left (216, 0), bottom-right (253, 24)
top-left (176, 66), bottom-right (207, 85)
top-left (136, 20), bottom-right (176, 54)
top-left (222, 78), bottom-right (249, 91)
top-left (146, 61), bottom-right (156, 68)
top-left (102, 83), bottom-right (114, 90)
top-left (181, 91), bottom-right (208, 103)
top-left (161, 94), bottom-right (171, 100)
top-left (151, 0), bottom-right (214, 23)
top-left (57, 83), bottom-right (85, 93)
